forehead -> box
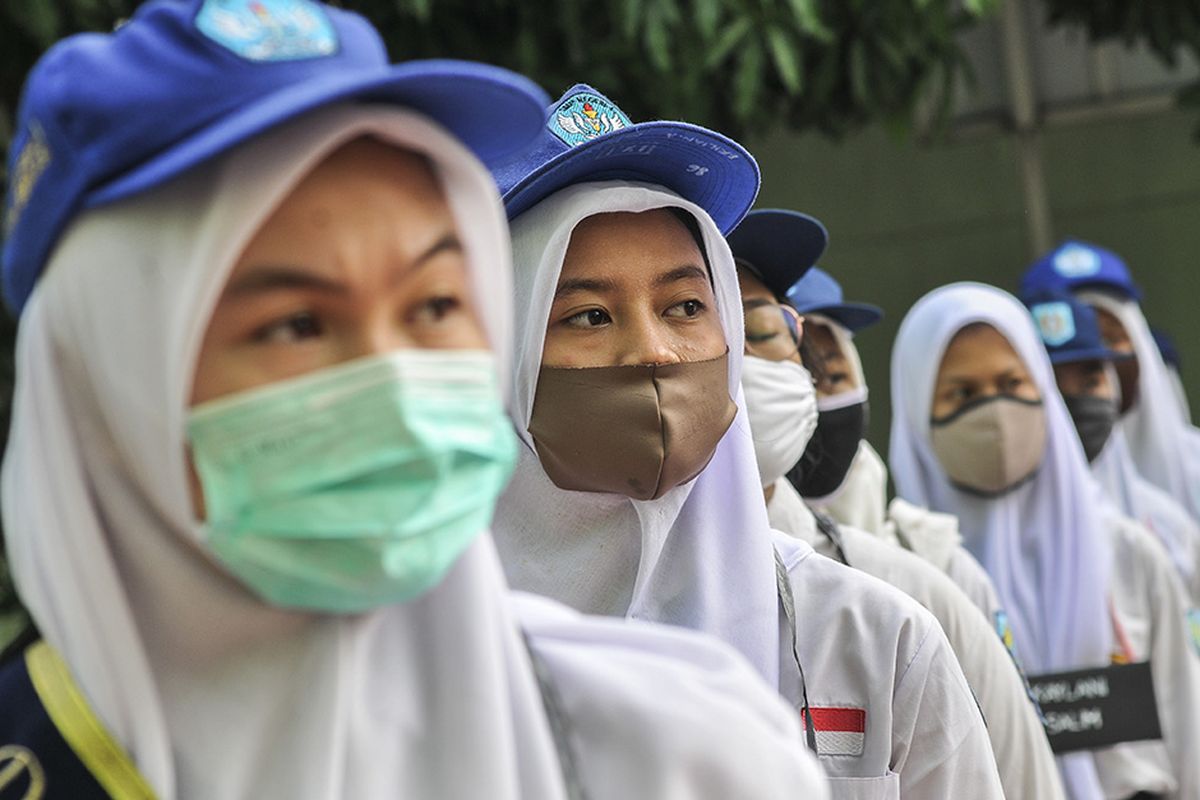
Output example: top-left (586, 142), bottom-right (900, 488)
top-left (735, 264), bottom-right (775, 304)
top-left (938, 323), bottom-right (1028, 379)
top-left (805, 320), bottom-right (842, 355)
top-left (560, 209), bottom-right (700, 276)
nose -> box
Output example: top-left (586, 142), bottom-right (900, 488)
top-left (616, 312), bottom-right (683, 367)
top-left (340, 309), bottom-right (414, 361)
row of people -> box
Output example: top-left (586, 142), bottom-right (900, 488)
top-left (2, 2), bottom-right (1198, 799)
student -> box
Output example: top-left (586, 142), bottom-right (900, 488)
top-left (0, 4), bottom-right (830, 797)
top-left (1024, 289), bottom-right (1200, 603)
top-left (730, 212), bottom-right (1064, 800)
top-left (890, 282), bottom-right (1200, 800)
top-left (491, 85), bottom-right (1003, 799)
top-left (1021, 241), bottom-right (1200, 525)
top-left (774, 257), bottom-right (1006, 623)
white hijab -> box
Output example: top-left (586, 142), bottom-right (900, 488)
top-left (888, 283), bottom-right (1114, 799)
top-left (3, 106), bottom-right (567, 799)
top-left (492, 182), bottom-right (782, 687)
top-left (1078, 290), bottom-right (1200, 523)
top-left (888, 283), bottom-right (1113, 672)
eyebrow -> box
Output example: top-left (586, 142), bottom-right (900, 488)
top-left (224, 232), bottom-right (462, 298)
top-left (742, 298), bottom-right (775, 311)
top-left (654, 264), bottom-right (708, 287)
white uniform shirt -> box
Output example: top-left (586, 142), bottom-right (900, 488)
top-left (772, 479), bottom-right (1063, 800)
top-left (1093, 515), bottom-right (1200, 800)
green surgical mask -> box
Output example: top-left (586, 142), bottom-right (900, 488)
top-left (188, 350), bottom-right (517, 613)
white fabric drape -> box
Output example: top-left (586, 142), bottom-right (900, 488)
top-left (3, 107), bottom-right (568, 800)
top-left (493, 181), bottom-right (782, 687)
top-left (888, 282), bottom-right (1113, 800)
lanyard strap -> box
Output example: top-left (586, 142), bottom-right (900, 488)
top-left (774, 547), bottom-right (820, 755)
top-left (1108, 597), bottom-right (1137, 664)
top-left (521, 630), bottom-right (590, 800)
top-left (811, 509), bottom-right (851, 566)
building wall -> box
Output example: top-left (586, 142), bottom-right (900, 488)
top-left (749, 108), bottom-right (1200, 459)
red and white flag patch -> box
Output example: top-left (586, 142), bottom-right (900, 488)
top-left (802, 707), bottom-right (866, 756)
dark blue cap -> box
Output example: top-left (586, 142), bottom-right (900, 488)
top-left (493, 84), bottom-right (759, 235)
top-left (1023, 287), bottom-right (1130, 365)
top-left (725, 209), bottom-right (826, 298)
top-left (1019, 239), bottom-right (1142, 301)
top-left (784, 266), bottom-right (882, 333)
top-left (2, 0), bottom-right (551, 314)
top-left (1152, 328), bottom-right (1182, 370)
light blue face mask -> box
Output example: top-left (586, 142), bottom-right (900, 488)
top-left (187, 350), bottom-right (517, 613)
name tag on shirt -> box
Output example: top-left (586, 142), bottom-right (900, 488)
top-left (1026, 661), bottom-right (1162, 753)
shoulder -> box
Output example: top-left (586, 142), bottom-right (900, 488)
top-left (511, 593), bottom-right (829, 800)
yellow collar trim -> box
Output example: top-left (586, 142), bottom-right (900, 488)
top-left (25, 641), bottom-right (156, 799)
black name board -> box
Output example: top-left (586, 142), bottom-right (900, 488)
top-left (1027, 661), bottom-right (1162, 754)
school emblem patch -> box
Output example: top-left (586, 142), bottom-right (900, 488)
top-left (196, 0), bottom-right (337, 62)
top-left (549, 91), bottom-right (630, 147)
top-left (1188, 608), bottom-right (1200, 657)
top-left (801, 707), bottom-right (866, 757)
top-left (1032, 301), bottom-right (1076, 347)
top-left (1053, 244), bottom-right (1102, 279)
top-left (3, 121), bottom-right (51, 237)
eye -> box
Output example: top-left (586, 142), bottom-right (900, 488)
top-left (564, 308), bottom-right (612, 329)
top-left (254, 311), bottom-right (323, 344)
top-left (1004, 376), bottom-right (1026, 393)
top-left (665, 299), bottom-right (706, 319)
top-left (948, 386), bottom-right (973, 403)
top-left (410, 295), bottom-right (463, 325)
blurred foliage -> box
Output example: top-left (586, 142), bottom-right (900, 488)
top-left (0, 0), bottom-right (997, 639)
top-left (1042, 0), bottom-right (1200, 132)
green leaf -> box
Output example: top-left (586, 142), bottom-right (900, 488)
top-left (733, 41), bottom-right (764, 122)
top-left (784, 0), bottom-right (833, 41)
top-left (704, 16), bottom-right (752, 69)
top-left (767, 25), bottom-right (803, 94)
top-left (644, 3), bottom-right (673, 72)
top-left (5, 0), bottom-right (63, 46)
top-left (692, 0), bottom-right (722, 39)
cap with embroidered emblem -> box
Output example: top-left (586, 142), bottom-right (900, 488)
top-left (492, 83), bottom-right (759, 234)
top-left (2, 0), bottom-right (550, 313)
top-left (725, 209), bottom-right (826, 299)
top-left (784, 266), bottom-right (882, 332)
top-left (1022, 288), bottom-right (1132, 365)
top-left (1020, 239), bottom-right (1142, 301)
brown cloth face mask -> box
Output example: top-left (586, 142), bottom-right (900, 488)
top-left (528, 352), bottom-right (737, 501)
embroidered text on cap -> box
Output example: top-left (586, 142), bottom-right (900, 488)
top-left (196, 0), bottom-right (338, 62)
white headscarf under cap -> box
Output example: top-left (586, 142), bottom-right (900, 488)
top-left (3, 106), bottom-right (570, 799)
top-left (1078, 290), bottom-right (1200, 524)
top-left (493, 181), bottom-right (782, 686)
top-left (888, 283), bottom-right (1116, 800)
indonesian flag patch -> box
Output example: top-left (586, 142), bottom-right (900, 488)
top-left (803, 707), bottom-right (867, 756)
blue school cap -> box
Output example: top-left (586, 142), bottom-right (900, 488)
top-left (725, 209), bottom-right (826, 298)
top-left (493, 84), bottom-right (759, 234)
top-left (2, 0), bottom-right (550, 314)
top-left (785, 266), bottom-right (882, 333)
top-left (1023, 288), bottom-right (1130, 365)
top-left (1019, 239), bottom-right (1142, 301)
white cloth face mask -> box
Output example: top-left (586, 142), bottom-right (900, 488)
top-left (740, 354), bottom-right (819, 488)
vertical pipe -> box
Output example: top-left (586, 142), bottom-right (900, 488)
top-left (999, 0), bottom-right (1054, 255)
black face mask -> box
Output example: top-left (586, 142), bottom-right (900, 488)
top-left (1062, 394), bottom-right (1119, 463)
top-left (787, 401), bottom-right (868, 499)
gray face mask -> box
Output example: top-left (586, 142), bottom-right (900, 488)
top-left (930, 395), bottom-right (1047, 496)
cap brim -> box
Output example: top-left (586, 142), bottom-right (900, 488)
top-left (803, 302), bottom-right (883, 333)
top-left (727, 210), bottom-right (827, 297)
top-left (1048, 346), bottom-right (1134, 365)
top-left (87, 59), bottom-right (548, 207)
top-left (501, 121), bottom-right (760, 235)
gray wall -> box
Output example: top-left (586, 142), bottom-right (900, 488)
top-left (748, 108), bottom-right (1200, 459)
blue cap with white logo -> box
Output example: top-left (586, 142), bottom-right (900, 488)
top-left (1019, 239), bottom-right (1142, 301)
top-left (493, 84), bottom-right (760, 234)
top-left (1023, 287), bottom-right (1130, 365)
top-left (725, 209), bottom-right (826, 298)
top-left (785, 266), bottom-right (882, 333)
top-left (2, 0), bottom-right (551, 313)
